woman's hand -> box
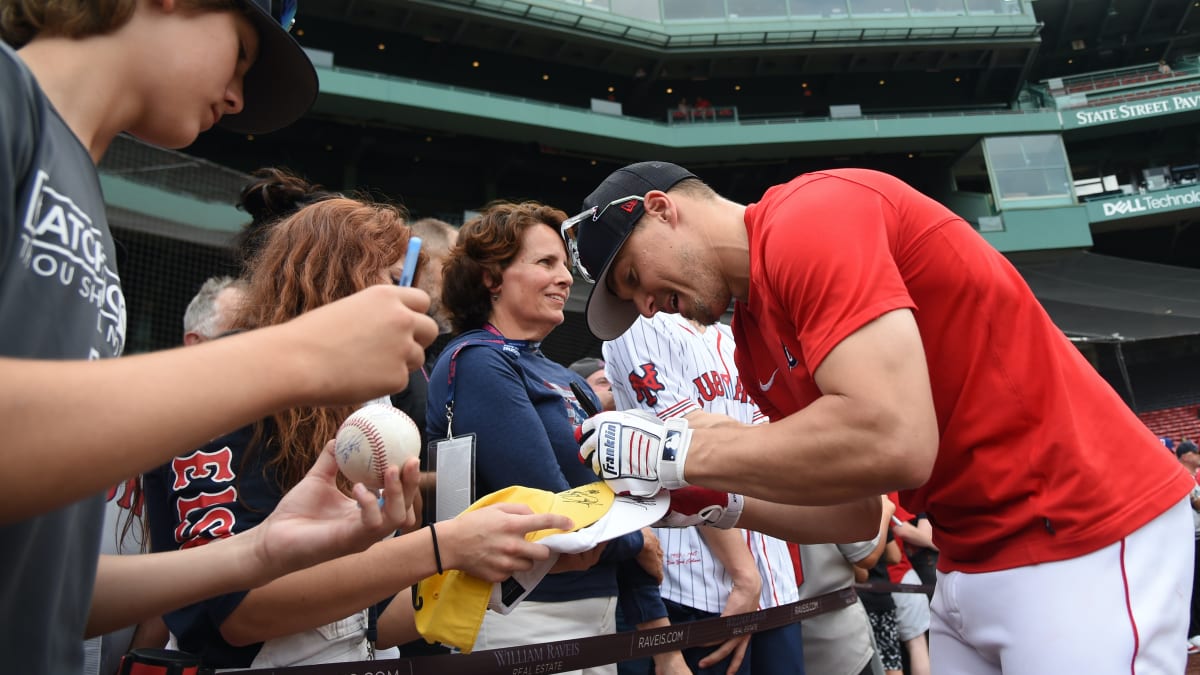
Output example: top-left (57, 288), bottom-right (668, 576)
top-left (250, 440), bottom-right (420, 584)
top-left (635, 528), bottom-right (664, 584)
top-left (548, 543), bottom-right (608, 574)
top-left (697, 547), bottom-right (758, 674)
top-left (438, 503), bottom-right (574, 582)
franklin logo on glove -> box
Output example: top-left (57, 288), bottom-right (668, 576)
top-left (601, 422), bottom-right (620, 476)
top-left (578, 410), bottom-right (694, 497)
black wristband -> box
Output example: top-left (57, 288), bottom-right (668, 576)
top-left (429, 522), bottom-right (444, 575)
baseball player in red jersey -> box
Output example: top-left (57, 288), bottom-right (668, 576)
top-left (604, 313), bottom-right (801, 674)
top-left (565, 162), bottom-right (1195, 674)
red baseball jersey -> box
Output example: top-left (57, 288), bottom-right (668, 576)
top-left (733, 169), bottom-right (1193, 574)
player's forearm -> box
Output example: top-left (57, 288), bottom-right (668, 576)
top-left (683, 394), bottom-right (933, 505)
top-left (220, 532), bottom-right (438, 646)
top-left (738, 497), bottom-right (881, 544)
top-left (680, 408), bottom-right (745, 430)
top-left (88, 535), bottom-right (265, 637)
top-left (0, 333), bottom-right (308, 523)
top-left (682, 312), bottom-right (936, 505)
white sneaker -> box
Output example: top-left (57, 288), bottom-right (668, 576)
top-left (1189, 635), bottom-right (1200, 648)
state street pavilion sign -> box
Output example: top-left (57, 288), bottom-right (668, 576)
top-left (1061, 91), bottom-right (1200, 129)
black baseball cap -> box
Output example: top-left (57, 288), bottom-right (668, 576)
top-left (219, 0), bottom-right (318, 134)
top-left (563, 161), bottom-right (696, 340)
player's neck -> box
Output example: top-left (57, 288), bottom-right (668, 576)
top-left (707, 199), bottom-right (751, 303)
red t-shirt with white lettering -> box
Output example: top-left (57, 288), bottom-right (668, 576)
top-left (733, 169), bottom-right (1193, 573)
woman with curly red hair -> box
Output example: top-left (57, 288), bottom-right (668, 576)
top-left (144, 195), bottom-right (572, 669)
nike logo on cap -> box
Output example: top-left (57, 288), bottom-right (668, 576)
top-left (758, 369), bottom-right (778, 391)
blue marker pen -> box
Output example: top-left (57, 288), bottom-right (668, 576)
top-left (398, 236), bottom-right (422, 287)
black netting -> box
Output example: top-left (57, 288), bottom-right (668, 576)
top-left (111, 224), bottom-right (239, 355)
top-left (99, 136), bottom-right (249, 354)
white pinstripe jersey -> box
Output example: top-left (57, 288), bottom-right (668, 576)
top-left (603, 313), bottom-right (797, 614)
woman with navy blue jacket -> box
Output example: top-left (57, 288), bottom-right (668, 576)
top-left (429, 201), bottom-right (665, 675)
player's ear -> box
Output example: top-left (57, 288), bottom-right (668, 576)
top-left (643, 191), bottom-right (674, 226)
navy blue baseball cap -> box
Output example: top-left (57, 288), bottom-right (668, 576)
top-left (220, 0), bottom-right (318, 134)
top-left (560, 161), bottom-right (696, 340)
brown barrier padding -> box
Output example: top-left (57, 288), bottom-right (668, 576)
top-left (230, 587), bottom-right (858, 675)
top-left (852, 581), bottom-right (933, 595)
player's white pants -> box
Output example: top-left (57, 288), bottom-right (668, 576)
top-left (474, 595), bottom-right (617, 675)
top-left (929, 497), bottom-right (1192, 675)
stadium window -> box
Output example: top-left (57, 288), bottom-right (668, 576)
top-left (609, 0), bottom-right (661, 21)
top-left (909, 0), bottom-right (965, 14)
top-left (663, 0), bottom-right (725, 20)
top-left (985, 135), bottom-right (1074, 206)
top-left (789, 0), bottom-right (846, 16)
top-left (728, 0), bottom-right (788, 17)
top-left (850, 0), bottom-right (902, 16)
top-left (966, 0), bottom-right (1016, 14)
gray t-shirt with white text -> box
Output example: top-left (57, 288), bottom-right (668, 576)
top-left (0, 41), bottom-right (126, 675)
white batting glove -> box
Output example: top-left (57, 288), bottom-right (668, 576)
top-left (578, 410), bottom-right (692, 497)
top-left (655, 486), bottom-right (744, 529)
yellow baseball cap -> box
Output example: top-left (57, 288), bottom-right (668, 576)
top-left (414, 481), bottom-right (668, 652)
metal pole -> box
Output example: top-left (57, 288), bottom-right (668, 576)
top-left (1114, 340), bottom-right (1138, 411)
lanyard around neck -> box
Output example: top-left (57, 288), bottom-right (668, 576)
top-left (442, 324), bottom-right (539, 437)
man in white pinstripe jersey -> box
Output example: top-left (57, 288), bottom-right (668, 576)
top-left (604, 312), bottom-right (804, 674)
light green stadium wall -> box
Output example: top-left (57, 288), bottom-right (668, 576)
top-left (105, 66), bottom-right (1200, 255)
top-left (979, 206), bottom-right (1094, 251)
top-left (100, 175), bottom-right (245, 232)
top-left (312, 66), bottom-right (1064, 161)
top-left (941, 190), bottom-right (994, 222)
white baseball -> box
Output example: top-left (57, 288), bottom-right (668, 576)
top-left (334, 403), bottom-right (421, 490)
